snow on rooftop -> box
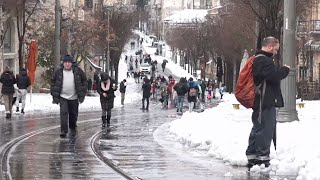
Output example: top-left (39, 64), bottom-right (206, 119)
top-left (163, 9), bottom-right (208, 24)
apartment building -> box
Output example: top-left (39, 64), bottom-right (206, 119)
top-left (0, 8), bottom-right (19, 74)
top-left (297, 0), bottom-right (320, 83)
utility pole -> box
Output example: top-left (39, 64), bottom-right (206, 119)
top-left (278, 0), bottom-right (298, 122)
top-left (54, 0), bottom-right (61, 71)
top-left (0, 4), bottom-right (3, 72)
top-left (75, 0), bottom-right (79, 20)
top-left (106, 9), bottom-right (110, 76)
top-left (67, 0), bottom-right (72, 55)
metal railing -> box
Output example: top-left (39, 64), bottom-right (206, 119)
top-left (297, 81), bottom-right (320, 100)
top-left (310, 20), bottom-right (320, 32)
top-left (297, 20), bottom-right (309, 33)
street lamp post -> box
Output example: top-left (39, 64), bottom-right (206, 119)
top-left (106, 9), bottom-right (110, 76)
top-left (54, 0), bottom-right (61, 71)
top-left (278, 0), bottom-right (299, 122)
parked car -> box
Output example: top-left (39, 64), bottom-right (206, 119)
top-left (140, 63), bottom-right (151, 74)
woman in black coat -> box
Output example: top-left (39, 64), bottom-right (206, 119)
top-left (141, 78), bottom-right (151, 111)
top-left (97, 72), bottom-right (117, 128)
top-left (0, 66), bottom-right (16, 118)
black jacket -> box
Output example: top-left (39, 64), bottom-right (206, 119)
top-left (253, 50), bottom-right (290, 110)
top-left (51, 64), bottom-right (87, 103)
top-left (142, 80), bottom-right (151, 98)
top-left (120, 81), bottom-right (126, 93)
top-left (16, 69), bottom-right (31, 89)
top-left (0, 71), bottom-right (16, 95)
top-left (98, 78), bottom-right (117, 100)
top-left (98, 77), bottom-right (117, 110)
top-left (173, 82), bottom-right (188, 96)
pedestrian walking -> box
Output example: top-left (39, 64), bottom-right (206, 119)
top-left (0, 66), bottom-right (16, 118)
top-left (245, 37), bottom-right (290, 168)
top-left (120, 79), bottom-right (127, 105)
top-left (141, 78), bottom-right (151, 111)
top-left (187, 78), bottom-right (198, 112)
top-left (160, 82), bottom-right (170, 108)
top-left (206, 80), bottom-right (213, 100)
top-left (219, 83), bottom-right (226, 99)
top-left (200, 79), bottom-right (206, 102)
top-left (161, 61), bottom-right (166, 72)
top-left (173, 78), bottom-right (188, 113)
top-left (87, 78), bottom-right (92, 93)
top-left (134, 72), bottom-right (138, 83)
top-left (98, 72), bottom-right (117, 128)
top-left (15, 68), bottom-right (31, 114)
top-left (51, 55), bottom-right (87, 138)
top-left (151, 81), bottom-right (156, 99)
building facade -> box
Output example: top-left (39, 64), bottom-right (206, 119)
top-left (297, 0), bottom-right (320, 83)
top-left (0, 8), bottom-right (19, 74)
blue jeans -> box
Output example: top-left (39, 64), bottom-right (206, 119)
top-left (246, 107), bottom-right (276, 161)
top-left (177, 96), bottom-right (184, 110)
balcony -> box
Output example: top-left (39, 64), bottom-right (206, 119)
top-left (310, 20), bottom-right (320, 34)
top-left (297, 20), bottom-right (309, 34)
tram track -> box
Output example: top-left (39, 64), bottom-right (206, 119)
top-left (0, 104), bottom-right (170, 180)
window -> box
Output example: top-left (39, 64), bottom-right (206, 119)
top-left (85, 0), bottom-right (93, 8)
top-left (3, 22), bottom-right (12, 53)
top-left (3, 59), bottom-right (14, 70)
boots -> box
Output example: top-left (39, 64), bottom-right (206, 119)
top-left (21, 109), bottom-right (24, 114)
top-left (5, 113), bottom-right (11, 119)
top-left (141, 99), bottom-right (145, 110)
top-left (101, 116), bottom-right (106, 128)
top-left (106, 115), bottom-right (111, 127)
top-left (16, 107), bottom-right (19, 112)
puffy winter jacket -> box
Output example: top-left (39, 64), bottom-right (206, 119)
top-left (253, 50), bottom-right (290, 110)
top-left (16, 68), bottom-right (31, 89)
top-left (0, 70), bottom-right (16, 94)
top-left (51, 64), bottom-right (87, 103)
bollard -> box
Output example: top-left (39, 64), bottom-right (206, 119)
top-left (297, 102), bottom-right (305, 108)
top-left (232, 104), bottom-right (240, 110)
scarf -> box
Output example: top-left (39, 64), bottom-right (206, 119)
top-left (101, 79), bottom-right (110, 92)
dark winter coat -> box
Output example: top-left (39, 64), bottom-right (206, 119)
top-left (88, 78), bottom-right (92, 91)
top-left (253, 50), bottom-right (290, 110)
top-left (98, 75), bottom-right (117, 110)
top-left (120, 81), bottom-right (126, 93)
top-left (174, 82), bottom-right (188, 96)
top-left (51, 64), bottom-right (87, 104)
top-left (187, 81), bottom-right (198, 102)
top-left (16, 69), bottom-right (31, 89)
top-left (201, 81), bottom-right (206, 93)
top-left (0, 70), bottom-right (16, 95)
top-left (142, 79), bottom-right (151, 98)
top-left (161, 62), bottom-right (166, 68)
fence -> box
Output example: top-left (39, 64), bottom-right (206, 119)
top-left (297, 81), bottom-right (320, 100)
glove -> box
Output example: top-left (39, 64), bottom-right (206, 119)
top-left (79, 97), bottom-right (85, 104)
top-left (52, 97), bottom-right (59, 104)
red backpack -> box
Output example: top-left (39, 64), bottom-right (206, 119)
top-left (235, 55), bottom-right (265, 108)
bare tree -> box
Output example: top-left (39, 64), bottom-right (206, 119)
top-left (2, 0), bottom-right (42, 68)
top-left (107, 8), bottom-right (137, 83)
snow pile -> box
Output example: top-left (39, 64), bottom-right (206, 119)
top-left (0, 41), bottom-right (141, 114)
top-left (166, 94), bottom-right (320, 179)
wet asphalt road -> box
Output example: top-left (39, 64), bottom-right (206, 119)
top-left (0, 45), bottom-right (276, 179)
top-left (0, 88), bottom-right (272, 180)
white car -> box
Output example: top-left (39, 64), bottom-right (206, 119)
top-left (140, 63), bottom-right (151, 74)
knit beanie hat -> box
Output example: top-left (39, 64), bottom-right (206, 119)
top-left (63, 55), bottom-right (73, 62)
top-left (5, 66), bottom-right (10, 72)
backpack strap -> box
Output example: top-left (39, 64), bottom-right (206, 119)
top-left (257, 80), bottom-right (266, 124)
top-left (254, 54), bottom-right (267, 124)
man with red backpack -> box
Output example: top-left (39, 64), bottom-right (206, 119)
top-left (245, 37), bottom-right (290, 168)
